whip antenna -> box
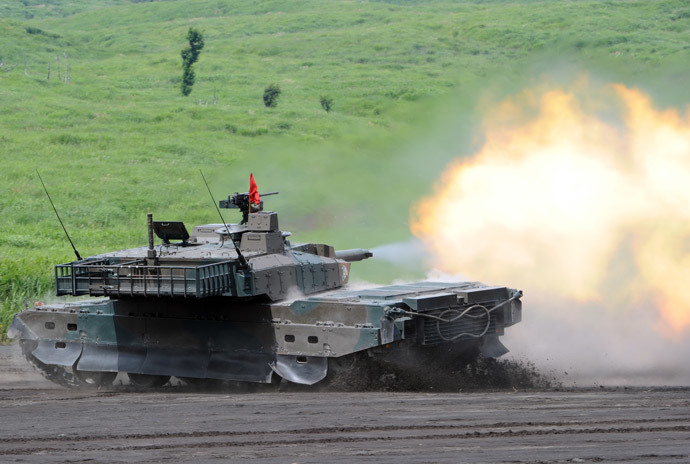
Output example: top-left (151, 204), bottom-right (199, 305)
top-left (200, 170), bottom-right (249, 268)
top-left (36, 170), bottom-right (82, 261)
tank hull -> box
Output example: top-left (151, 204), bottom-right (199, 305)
top-left (9, 281), bottom-right (521, 387)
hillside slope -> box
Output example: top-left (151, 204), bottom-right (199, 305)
top-left (1, 0), bottom-right (688, 335)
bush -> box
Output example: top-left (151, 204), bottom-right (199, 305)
top-left (239, 127), bottom-right (268, 137)
top-left (51, 134), bottom-right (83, 145)
top-left (320, 95), bottom-right (334, 112)
top-left (180, 28), bottom-right (204, 96)
top-left (263, 84), bottom-right (281, 108)
top-left (25, 27), bottom-right (60, 39)
top-left (181, 68), bottom-right (196, 97)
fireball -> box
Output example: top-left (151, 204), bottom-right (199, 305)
top-left (412, 80), bottom-right (690, 335)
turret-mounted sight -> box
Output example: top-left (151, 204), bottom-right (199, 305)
top-left (220, 191), bottom-right (279, 224)
top-left (153, 221), bottom-right (190, 245)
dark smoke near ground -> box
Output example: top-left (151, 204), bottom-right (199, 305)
top-left (318, 356), bottom-right (557, 392)
top-left (5, 341), bottom-right (556, 393)
top-left (162, 347), bottom-right (560, 393)
top-left (285, 343), bottom-right (558, 393)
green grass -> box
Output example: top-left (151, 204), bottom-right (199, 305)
top-left (1, 0), bottom-right (688, 339)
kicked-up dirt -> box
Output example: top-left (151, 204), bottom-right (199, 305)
top-left (0, 344), bottom-right (688, 463)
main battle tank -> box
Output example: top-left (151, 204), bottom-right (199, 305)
top-left (8, 187), bottom-right (522, 389)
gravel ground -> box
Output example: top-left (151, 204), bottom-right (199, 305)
top-left (1, 344), bottom-right (688, 463)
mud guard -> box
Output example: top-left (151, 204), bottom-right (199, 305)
top-left (207, 351), bottom-right (275, 383)
top-left (77, 344), bottom-right (276, 383)
top-left (272, 354), bottom-right (328, 385)
top-left (32, 340), bottom-right (82, 367)
top-left (77, 343), bottom-right (145, 373)
top-left (479, 335), bottom-right (509, 358)
top-left (7, 315), bottom-right (37, 341)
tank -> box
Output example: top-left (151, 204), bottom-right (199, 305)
top-left (7, 187), bottom-right (523, 389)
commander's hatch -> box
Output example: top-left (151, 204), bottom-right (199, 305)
top-left (153, 221), bottom-right (190, 245)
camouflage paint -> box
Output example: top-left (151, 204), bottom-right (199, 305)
top-left (9, 197), bottom-right (523, 387)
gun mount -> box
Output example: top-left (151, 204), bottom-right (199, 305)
top-left (220, 191), bottom-right (279, 224)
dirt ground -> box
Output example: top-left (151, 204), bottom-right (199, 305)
top-left (0, 344), bottom-right (688, 463)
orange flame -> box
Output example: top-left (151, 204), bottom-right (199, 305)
top-left (411, 80), bottom-right (690, 336)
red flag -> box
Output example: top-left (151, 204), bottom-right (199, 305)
top-left (249, 173), bottom-right (260, 206)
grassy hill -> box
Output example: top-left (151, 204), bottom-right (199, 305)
top-left (1, 0), bottom-right (688, 337)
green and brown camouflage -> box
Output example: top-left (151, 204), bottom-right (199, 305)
top-left (8, 189), bottom-right (522, 388)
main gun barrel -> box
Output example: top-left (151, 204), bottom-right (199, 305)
top-left (335, 249), bottom-right (373, 262)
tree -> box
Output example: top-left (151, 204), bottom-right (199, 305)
top-left (263, 83), bottom-right (281, 108)
top-left (180, 28), bottom-right (204, 96)
top-left (320, 95), bottom-right (334, 112)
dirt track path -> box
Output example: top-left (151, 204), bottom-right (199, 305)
top-left (1, 345), bottom-right (688, 463)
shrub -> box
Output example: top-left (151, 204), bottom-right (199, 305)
top-left (25, 27), bottom-right (60, 39)
top-left (263, 84), bottom-right (281, 108)
top-left (320, 95), bottom-right (334, 112)
top-left (239, 127), bottom-right (268, 137)
top-left (51, 134), bottom-right (83, 145)
top-left (180, 28), bottom-right (204, 96)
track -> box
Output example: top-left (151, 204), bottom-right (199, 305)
top-left (1, 345), bottom-right (688, 463)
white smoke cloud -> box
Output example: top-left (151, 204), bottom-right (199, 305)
top-left (504, 296), bottom-right (690, 386)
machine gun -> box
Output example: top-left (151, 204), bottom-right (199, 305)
top-left (220, 191), bottom-right (279, 224)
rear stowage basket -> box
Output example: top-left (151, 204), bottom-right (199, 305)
top-left (55, 258), bottom-right (234, 298)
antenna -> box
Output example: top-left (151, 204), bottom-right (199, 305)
top-left (199, 170), bottom-right (249, 268)
top-left (36, 170), bottom-right (82, 261)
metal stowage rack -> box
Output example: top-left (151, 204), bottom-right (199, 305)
top-left (55, 258), bottom-right (235, 298)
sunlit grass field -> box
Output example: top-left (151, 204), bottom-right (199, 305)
top-left (1, 0), bottom-right (688, 337)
